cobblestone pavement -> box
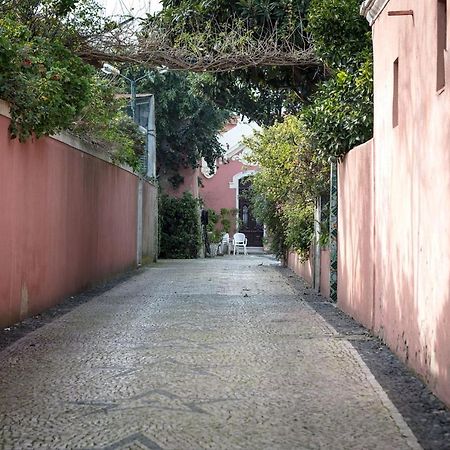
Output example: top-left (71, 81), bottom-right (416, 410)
top-left (0, 256), bottom-right (421, 450)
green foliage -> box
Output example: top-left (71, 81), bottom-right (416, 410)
top-left (206, 208), bottom-right (219, 232)
top-left (0, 16), bottom-right (93, 141)
top-left (0, 6), bottom-right (146, 172)
top-left (307, 0), bottom-right (371, 70)
top-left (251, 195), bottom-right (287, 260)
top-left (205, 207), bottom-right (236, 235)
top-left (209, 229), bottom-right (223, 243)
top-left (148, 0), bottom-right (324, 126)
top-left (284, 202), bottom-right (315, 257)
top-left (157, 0), bottom-right (310, 45)
top-left (302, 60), bottom-right (373, 160)
top-left (247, 115), bottom-right (329, 260)
top-left (137, 71), bottom-right (230, 173)
top-left (159, 192), bottom-right (201, 259)
top-left (247, 116), bottom-right (328, 202)
top-left (70, 76), bottom-right (145, 171)
top-left (302, 0), bottom-right (373, 160)
top-left (219, 208), bottom-right (237, 233)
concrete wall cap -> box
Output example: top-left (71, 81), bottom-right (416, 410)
top-left (360, 0), bottom-right (390, 25)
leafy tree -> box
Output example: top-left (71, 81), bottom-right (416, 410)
top-left (307, 0), bottom-right (371, 70)
top-left (303, 0), bottom-right (373, 160)
top-left (159, 192), bottom-right (201, 258)
top-left (137, 70), bottom-right (230, 173)
top-left (302, 60), bottom-right (373, 160)
top-left (246, 115), bottom-right (329, 260)
top-left (146, 0), bottom-right (324, 126)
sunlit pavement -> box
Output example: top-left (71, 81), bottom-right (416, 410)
top-left (0, 256), bottom-right (420, 449)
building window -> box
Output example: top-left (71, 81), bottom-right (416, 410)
top-left (437, 0), bottom-right (447, 91)
top-left (393, 58), bottom-right (399, 127)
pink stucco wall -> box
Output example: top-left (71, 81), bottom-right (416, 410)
top-left (160, 166), bottom-right (200, 199)
top-left (0, 114), bottom-right (142, 328)
top-left (200, 159), bottom-right (258, 234)
top-left (288, 251), bottom-right (313, 287)
top-left (338, 140), bottom-right (375, 329)
top-left (287, 248), bottom-right (330, 298)
top-left (338, 1), bottom-right (450, 406)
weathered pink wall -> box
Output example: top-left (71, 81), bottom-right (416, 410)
top-left (200, 159), bottom-right (258, 234)
top-left (338, 140), bottom-right (374, 329)
top-left (287, 248), bottom-right (330, 298)
top-left (338, 1), bottom-right (450, 406)
top-left (160, 166), bottom-right (200, 199)
top-left (0, 114), bottom-right (141, 327)
top-left (201, 160), bottom-right (244, 211)
top-left (288, 251), bottom-right (313, 287)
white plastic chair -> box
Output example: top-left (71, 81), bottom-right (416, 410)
top-left (233, 232), bottom-right (248, 255)
top-left (219, 232), bottom-right (231, 255)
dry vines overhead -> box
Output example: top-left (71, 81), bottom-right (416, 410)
top-left (77, 20), bottom-right (320, 72)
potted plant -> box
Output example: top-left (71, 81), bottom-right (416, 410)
top-left (209, 229), bottom-right (223, 257)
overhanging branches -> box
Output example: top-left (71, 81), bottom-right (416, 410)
top-left (77, 19), bottom-right (320, 73)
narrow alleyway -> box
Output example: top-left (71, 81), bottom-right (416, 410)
top-left (0, 256), bottom-right (422, 449)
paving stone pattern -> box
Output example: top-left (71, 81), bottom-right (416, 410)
top-left (0, 257), bottom-right (421, 449)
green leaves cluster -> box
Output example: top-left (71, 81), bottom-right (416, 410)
top-left (304, 0), bottom-right (373, 160)
top-left (246, 116), bottom-right (329, 259)
top-left (159, 192), bottom-right (201, 258)
top-left (138, 71), bottom-right (230, 173)
top-left (0, 3), bottom-right (146, 172)
top-left (69, 76), bottom-right (145, 171)
top-left (302, 59), bottom-right (373, 159)
top-left (148, 0), bottom-right (323, 126)
top-left (0, 16), bottom-right (93, 141)
top-left (307, 0), bottom-right (371, 70)
top-left (156, 0), bottom-right (309, 45)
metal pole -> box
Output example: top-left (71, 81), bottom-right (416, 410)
top-left (329, 159), bottom-right (338, 302)
top-left (146, 95), bottom-right (156, 178)
top-left (130, 80), bottom-right (137, 123)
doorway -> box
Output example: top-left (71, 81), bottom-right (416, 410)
top-left (238, 177), bottom-right (263, 247)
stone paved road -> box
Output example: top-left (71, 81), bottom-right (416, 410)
top-left (0, 256), bottom-right (421, 450)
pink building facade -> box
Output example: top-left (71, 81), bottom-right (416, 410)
top-left (338, 0), bottom-right (450, 406)
top-left (199, 120), bottom-right (262, 243)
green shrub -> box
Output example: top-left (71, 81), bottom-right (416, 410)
top-left (159, 192), bottom-right (201, 259)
